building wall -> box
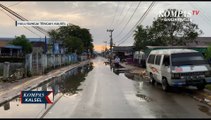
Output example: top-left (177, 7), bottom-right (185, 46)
top-left (0, 41), bottom-right (9, 47)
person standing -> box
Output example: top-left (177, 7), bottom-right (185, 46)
top-left (114, 56), bottom-right (120, 68)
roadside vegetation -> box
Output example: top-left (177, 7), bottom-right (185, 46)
top-left (10, 35), bottom-right (32, 54)
top-left (48, 24), bottom-right (94, 55)
top-left (133, 9), bottom-right (203, 51)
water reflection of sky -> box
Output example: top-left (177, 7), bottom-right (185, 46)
top-left (0, 63), bottom-right (93, 118)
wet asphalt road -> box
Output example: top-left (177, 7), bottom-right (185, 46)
top-left (43, 57), bottom-right (211, 118)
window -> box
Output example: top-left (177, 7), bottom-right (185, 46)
top-left (171, 52), bottom-right (208, 66)
top-left (155, 55), bottom-right (161, 65)
top-left (147, 54), bottom-right (155, 64)
top-left (162, 55), bottom-right (170, 66)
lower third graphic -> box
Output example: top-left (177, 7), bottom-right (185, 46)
top-left (20, 91), bottom-right (53, 104)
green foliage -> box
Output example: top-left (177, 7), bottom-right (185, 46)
top-left (10, 35), bottom-right (32, 54)
top-left (64, 36), bottom-right (84, 54)
top-left (133, 9), bottom-right (203, 51)
top-left (48, 24), bottom-right (94, 54)
top-left (48, 29), bottom-right (59, 43)
top-left (205, 44), bottom-right (211, 60)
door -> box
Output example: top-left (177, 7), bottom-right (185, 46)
top-left (160, 55), bottom-right (171, 83)
top-left (154, 55), bottom-right (162, 81)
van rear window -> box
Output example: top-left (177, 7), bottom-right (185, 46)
top-left (171, 52), bottom-right (208, 66)
top-left (147, 55), bottom-right (155, 64)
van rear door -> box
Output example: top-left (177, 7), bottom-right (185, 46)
top-left (161, 55), bottom-right (171, 82)
top-left (154, 55), bottom-right (162, 81)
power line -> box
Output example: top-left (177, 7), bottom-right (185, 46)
top-left (112, 2), bottom-right (126, 28)
top-left (189, 3), bottom-right (211, 26)
top-left (0, 3), bottom-right (49, 36)
top-left (189, 3), bottom-right (211, 32)
top-left (8, 2), bottom-right (22, 7)
top-left (119, 2), bottom-right (126, 16)
top-left (113, 2), bottom-right (134, 34)
top-left (113, 2), bottom-right (141, 39)
top-left (116, 2), bottom-right (155, 45)
top-left (109, 3), bottom-right (120, 29)
top-left (118, 2), bottom-right (155, 46)
top-left (117, 2), bottom-right (155, 46)
top-left (0, 8), bottom-right (42, 37)
top-left (0, 2), bottom-right (21, 10)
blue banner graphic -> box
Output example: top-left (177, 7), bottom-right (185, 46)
top-left (20, 91), bottom-right (53, 104)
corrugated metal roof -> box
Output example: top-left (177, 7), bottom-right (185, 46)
top-left (2, 45), bottom-right (22, 49)
top-left (146, 46), bottom-right (208, 49)
top-left (0, 37), bottom-right (50, 44)
top-left (113, 46), bottom-right (134, 52)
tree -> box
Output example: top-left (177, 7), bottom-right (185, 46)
top-left (134, 25), bottom-right (150, 50)
top-left (48, 29), bottom-right (60, 44)
top-left (151, 9), bottom-right (203, 46)
top-left (48, 24), bottom-right (94, 54)
top-left (63, 36), bottom-right (84, 54)
top-left (10, 35), bottom-right (32, 54)
top-left (58, 25), bottom-right (94, 53)
top-left (79, 28), bottom-right (94, 53)
top-left (133, 9), bottom-right (203, 50)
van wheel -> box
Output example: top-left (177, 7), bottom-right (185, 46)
top-left (150, 74), bottom-right (155, 85)
top-left (197, 84), bottom-right (205, 90)
top-left (162, 78), bottom-right (170, 92)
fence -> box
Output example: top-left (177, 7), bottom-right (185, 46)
top-left (0, 53), bottom-right (79, 81)
top-left (25, 53), bottom-right (78, 76)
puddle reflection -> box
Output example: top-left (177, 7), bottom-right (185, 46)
top-left (0, 62), bottom-right (93, 117)
top-left (198, 105), bottom-right (211, 116)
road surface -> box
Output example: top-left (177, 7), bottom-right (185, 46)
top-left (44, 57), bottom-right (211, 118)
top-left (0, 56), bottom-right (211, 118)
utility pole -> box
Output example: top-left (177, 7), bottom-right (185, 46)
top-left (107, 29), bottom-right (114, 52)
top-left (103, 41), bottom-right (107, 51)
top-left (107, 29), bottom-right (114, 64)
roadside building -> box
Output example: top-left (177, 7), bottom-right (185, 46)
top-left (143, 37), bottom-right (211, 58)
top-left (188, 37), bottom-right (211, 46)
top-left (144, 46), bottom-right (208, 58)
top-left (113, 46), bottom-right (135, 63)
top-left (0, 38), bottom-right (23, 62)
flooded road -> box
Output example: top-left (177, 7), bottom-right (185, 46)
top-left (44, 57), bottom-right (211, 118)
top-left (0, 57), bottom-right (211, 118)
top-left (0, 63), bottom-right (93, 118)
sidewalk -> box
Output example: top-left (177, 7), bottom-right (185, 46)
top-left (0, 60), bottom-right (91, 105)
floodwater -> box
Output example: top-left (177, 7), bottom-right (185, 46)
top-left (0, 56), bottom-right (211, 118)
top-left (44, 57), bottom-right (211, 118)
top-left (0, 62), bottom-right (93, 118)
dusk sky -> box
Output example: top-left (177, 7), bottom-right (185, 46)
top-left (0, 1), bottom-right (211, 52)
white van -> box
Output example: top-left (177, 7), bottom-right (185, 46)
top-left (146, 49), bottom-right (211, 91)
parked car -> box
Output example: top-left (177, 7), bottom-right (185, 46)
top-left (146, 49), bottom-right (211, 91)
